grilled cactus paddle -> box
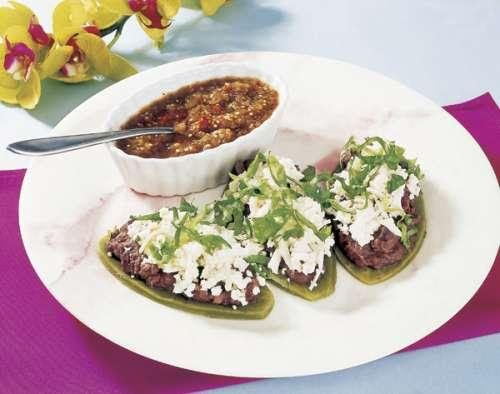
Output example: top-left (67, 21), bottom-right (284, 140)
top-left (98, 235), bottom-right (275, 319)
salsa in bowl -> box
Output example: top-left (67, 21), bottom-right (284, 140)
top-left (105, 63), bottom-right (287, 196)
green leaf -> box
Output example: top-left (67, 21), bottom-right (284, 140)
top-left (386, 174), bottom-right (406, 193)
top-left (131, 212), bottom-right (161, 221)
top-left (282, 227), bottom-right (304, 240)
top-left (267, 153), bottom-right (287, 187)
top-left (179, 198), bottom-right (197, 216)
top-left (293, 209), bottom-right (318, 233)
top-left (384, 143), bottom-right (405, 170)
top-left (245, 152), bottom-right (266, 179)
top-left (301, 182), bottom-right (330, 205)
top-left (252, 207), bottom-right (291, 243)
top-left (244, 254), bottom-right (270, 266)
top-left (181, 226), bottom-right (230, 254)
top-left (146, 244), bottom-right (162, 261)
top-left (244, 254), bottom-right (270, 278)
top-left (302, 165), bottom-right (316, 182)
top-left (197, 234), bottom-right (231, 254)
top-left (317, 225), bottom-right (332, 241)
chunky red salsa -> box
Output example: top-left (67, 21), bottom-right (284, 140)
top-left (117, 77), bottom-right (279, 158)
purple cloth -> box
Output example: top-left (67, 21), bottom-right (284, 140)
top-left (0, 93), bottom-right (498, 393)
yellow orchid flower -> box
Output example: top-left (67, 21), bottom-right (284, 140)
top-left (199, 0), bottom-right (227, 16)
top-left (101, 0), bottom-right (181, 47)
top-left (52, 0), bottom-right (122, 45)
top-left (51, 0), bottom-right (137, 83)
top-left (182, 0), bottom-right (228, 16)
top-left (0, 2), bottom-right (72, 109)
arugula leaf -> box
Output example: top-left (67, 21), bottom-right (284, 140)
top-left (386, 174), bottom-right (406, 193)
top-left (316, 172), bottom-right (332, 182)
top-left (384, 143), bottom-right (405, 170)
top-left (181, 226), bottom-right (231, 254)
top-left (252, 207), bottom-right (291, 243)
top-left (301, 182), bottom-right (331, 206)
top-left (267, 153), bottom-right (287, 187)
top-left (302, 165), bottom-right (316, 182)
top-left (329, 198), bottom-right (354, 214)
top-left (282, 227), bottom-right (304, 240)
top-left (197, 234), bottom-right (231, 254)
top-left (244, 254), bottom-right (270, 266)
top-left (172, 207), bottom-right (179, 221)
top-left (293, 209), bottom-right (318, 233)
top-left (317, 225), bottom-right (332, 241)
top-left (130, 212), bottom-right (161, 222)
top-left (245, 152), bottom-right (266, 178)
top-left (213, 197), bottom-right (247, 235)
top-left (160, 240), bottom-right (176, 261)
top-left (146, 244), bottom-right (162, 261)
top-left (179, 198), bottom-right (197, 216)
top-left (174, 213), bottom-right (189, 247)
top-left (397, 215), bottom-right (418, 249)
top-left (244, 254), bottom-right (271, 279)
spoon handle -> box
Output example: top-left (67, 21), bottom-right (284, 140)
top-left (6, 127), bottom-right (175, 156)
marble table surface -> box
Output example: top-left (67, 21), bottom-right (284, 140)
top-left (2, 1), bottom-right (499, 393)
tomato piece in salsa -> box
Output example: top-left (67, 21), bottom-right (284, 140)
top-left (117, 77), bottom-right (279, 158)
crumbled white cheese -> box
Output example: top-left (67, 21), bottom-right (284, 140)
top-left (276, 155), bottom-right (304, 182)
top-left (293, 196), bottom-right (329, 229)
top-left (132, 216), bottom-right (265, 304)
top-left (252, 286), bottom-right (260, 296)
top-left (348, 205), bottom-right (382, 246)
top-left (248, 153), bottom-right (304, 189)
top-left (127, 220), bottom-right (159, 244)
top-left (407, 174), bottom-right (421, 199)
top-left (368, 164), bottom-right (392, 198)
top-left (162, 241), bottom-right (203, 297)
top-left (211, 285), bottom-right (222, 296)
top-left (268, 228), bottom-right (334, 290)
top-left (331, 159), bottom-right (417, 243)
top-left (389, 185), bottom-right (405, 214)
top-left (247, 196), bottom-right (272, 218)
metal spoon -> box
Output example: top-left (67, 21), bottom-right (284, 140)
top-left (6, 127), bottom-right (175, 156)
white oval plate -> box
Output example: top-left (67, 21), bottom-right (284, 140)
top-left (19, 52), bottom-right (500, 378)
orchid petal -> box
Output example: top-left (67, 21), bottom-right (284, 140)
top-left (4, 25), bottom-right (36, 49)
top-left (180, 0), bottom-right (200, 10)
top-left (0, 68), bottom-right (18, 89)
top-left (0, 83), bottom-right (19, 104)
top-left (0, 46), bottom-right (17, 89)
top-left (52, 0), bottom-right (91, 43)
top-left (157, 0), bottom-right (181, 18)
top-left (94, 7), bottom-right (123, 29)
top-left (100, 0), bottom-right (134, 15)
top-left (136, 14), bottom-right (165, 47)
top-left (38, 45), bottom-right (73, 79)
top-left (107, 52), bottom-right (138, 80)
top-left (200, 0), bottom-right (226, 16)
top-left (16, 68), bottom-right (40, 109)
top-left (28, 19), bottom-right (52, 46)
top-left (74, 32), bottom-right (111, 75)
top-left (0, 1), bottom-right (34, 35)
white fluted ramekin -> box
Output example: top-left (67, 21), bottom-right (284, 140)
top-left (105, 62), bottom-right (287, 196)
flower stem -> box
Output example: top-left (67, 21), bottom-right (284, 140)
top-left (101, 15), bottom-right (131, 44)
